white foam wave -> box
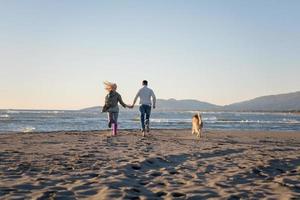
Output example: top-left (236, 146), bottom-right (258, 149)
top-left (150, 118), bottom-right (191, 123)
top-left (216, 119), bottom-right (300, 124)
top-left (22, 127), bottom-right (36, 133)
top-left (5, 110), bottom-right (64, 114)
top-left (282, 118), bottom-right (300, 124)
top-left (6, 110), bottom-right (20, 114)
top-left (183, 111), bottom-right (224, 114)
top-left (203, 116), bottom-right (217, 121)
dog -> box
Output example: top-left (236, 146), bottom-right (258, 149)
top-left (192, 112), bottom-right (203, 138)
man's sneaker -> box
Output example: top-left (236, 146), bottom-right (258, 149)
top-left (145, 120), bottom-right (150, 132)
top-left (141, 129), bottom-right (146, 137)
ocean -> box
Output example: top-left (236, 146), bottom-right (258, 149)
top-left (0, 109), bottom-right (300, 133)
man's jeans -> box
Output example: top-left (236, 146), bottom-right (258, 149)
top-left (139, 105), bottom-right (151, 131)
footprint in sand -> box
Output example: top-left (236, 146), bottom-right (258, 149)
top-left (171, 192), bottom-right (186, 198)
top-left (131, 164), bottom-right (141, 170)
top-left (0, 187), bottom-right (16, 196)
top-left (156, 182), bottom-right (166, 186)
top-left (36, 191), bottom-right (58, 200)
top-left (14, 183), bottom-right (43, 191)
top-left (124, 187), bottom-right (141, 194)
top-left (138, 180), bottom-right (149, 186)
top-left (149, 171), bottom-right (162, 177)
top-left (169, 170), bottom-right (179, 175)
top-left (16, 162), bottom-right (31, 173)
top-left (77, 189), bottom-right (98, 196)
top-left (156, 191), bottom-right (167, 197)
top-left (38, 189), bottom-right (76, 200)
top-left (123, 195), bottom-right (140, 200)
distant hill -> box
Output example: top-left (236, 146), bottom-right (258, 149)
top-left (224, 91), bottom-right (300, 111)
top-left (156, 99), bottom-right (220, 111)
top-left (81, 91), bottom-right (300, 112)
top-left (80, 99), bottom-right (220, 112)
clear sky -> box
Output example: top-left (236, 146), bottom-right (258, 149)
top-left (0, 0), bottom-right (299, 110)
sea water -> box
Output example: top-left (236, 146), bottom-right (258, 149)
top-left (0, 109), bottom-right (300, 133)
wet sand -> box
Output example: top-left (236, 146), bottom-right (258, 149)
top-left (0, 129), bottom-right (300, 199)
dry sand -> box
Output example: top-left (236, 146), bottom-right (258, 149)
top-left (0, 129), bottom-right (299, 200)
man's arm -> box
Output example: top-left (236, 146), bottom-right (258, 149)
top-left (151, 90), bottom-right (156, 109)
top-left (132, 90), bottom-right (140, 106)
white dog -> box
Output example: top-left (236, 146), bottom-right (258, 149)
top-left (192, 112), bottom-right (203, 138)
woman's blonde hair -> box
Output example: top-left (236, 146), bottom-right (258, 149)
top-left (103, 81), bottom-right (117, 91)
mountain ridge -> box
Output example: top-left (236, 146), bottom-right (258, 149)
top-left (82, 91), bottom-right (300, 112)
top-left (223, 91), bottom-right (300, 111)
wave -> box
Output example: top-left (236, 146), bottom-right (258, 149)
top-left (216, 119), bottom-right (300, 124)
top-left (182, 111), bottom-right (225, 114)
top-left (5, 110), bottom-right (65, 114)
top-left (150, 118), bottom-right (191, 123)
top-left (131, 117), bottom-right (140, 122)
top-left (180, 111), bottom-right (298, 116)
top-left (203, 116), bottom-right (217, 121)
top-left (22, 127), bottom-right (36, 133)
top-left (150, 117), bottom-right (218, 123)
top-left (5, 110), bottom-right (20, 114)
top-left (0, 114), bottom-right (10, 121)
top-left (282, 118), bottom-right (300, 124)
top-left (149, 118), bottom-right (300, 124)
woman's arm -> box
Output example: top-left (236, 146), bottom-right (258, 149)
top-left (102, 95), bottom-right (110, 112)
top-left (117, 94), bottom-right (127, 108)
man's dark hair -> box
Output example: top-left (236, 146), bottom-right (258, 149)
top-left (142, 80), bottom-right (148, 86)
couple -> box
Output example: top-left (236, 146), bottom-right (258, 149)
top-left (102, 80), bottom-right (156, 137)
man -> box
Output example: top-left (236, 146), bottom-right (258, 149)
top-left (132, 80), bottom-right (156, 137)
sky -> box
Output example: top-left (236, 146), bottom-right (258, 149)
top-left (0, 0), bottom-right (299, 110)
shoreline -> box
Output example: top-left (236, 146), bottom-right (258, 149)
top-left (1, 129), bottom-right (300, 199)
top-left (1, 128), bottom-right (300, 135)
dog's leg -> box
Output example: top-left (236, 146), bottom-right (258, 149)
top-left (199, 128), bottom-right (202, 138)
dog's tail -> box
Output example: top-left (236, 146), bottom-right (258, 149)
top-left (198, 112), bottom-right (203, 127)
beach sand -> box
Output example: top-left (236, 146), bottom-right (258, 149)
top-left (0, 129), bottom-right (299, 199)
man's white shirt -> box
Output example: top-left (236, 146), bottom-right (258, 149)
top-left (134, 86), bottom-right (156, 106)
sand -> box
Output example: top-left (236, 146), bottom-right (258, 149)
top-left (0, 129), bottom-right (300, 200)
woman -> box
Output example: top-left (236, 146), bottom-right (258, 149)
top-left (102, 81), bottom-right (131, 136)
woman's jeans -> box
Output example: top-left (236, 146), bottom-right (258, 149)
top-left (108, 112), bottom-right (118, 135)
top-left (139, 105), bottom-right (151, 131)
